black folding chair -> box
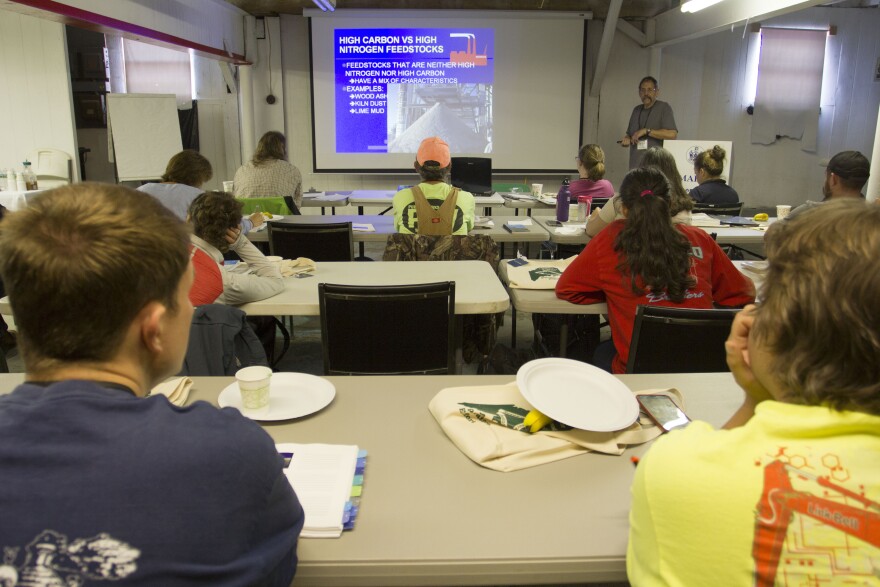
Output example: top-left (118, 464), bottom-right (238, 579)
top-left (626, 305), bottom-right (739, 374)
top-left (693, 202), bottom-right (744, 216)
top-left (319, 282), bottom-right (456, 375)
top-left (267, 222), bottom-right (354, 261)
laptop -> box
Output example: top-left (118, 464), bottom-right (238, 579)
top-left (450, 157), bottom-right (494, 197)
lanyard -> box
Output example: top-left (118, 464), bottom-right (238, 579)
top-left (638, 105), bottom-right (654, 131)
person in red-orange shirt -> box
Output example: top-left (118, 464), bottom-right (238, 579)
top-left (555, 167), bottom-right (755, 373)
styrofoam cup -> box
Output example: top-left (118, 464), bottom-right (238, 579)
top-left (531, 183), bottom-right (543, 197)
top-left (776, 205), bottom-right (791, 220)
top-left (235, 366), bottom-right (272, 414)
top-left (222, 180), bottom-right (234, 192)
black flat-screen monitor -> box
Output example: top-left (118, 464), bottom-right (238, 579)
top-left (451, 157), bottom-right (492, 195)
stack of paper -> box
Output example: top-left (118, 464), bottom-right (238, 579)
top-left (276, 443), bottom-right (365, 538)
top-left (474, 216), bottom-right (495, 228)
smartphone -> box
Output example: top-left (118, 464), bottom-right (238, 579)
top-left (545, 220), bottom-right (562, 227)
top-left (637, 395), bottom-right (690, 432)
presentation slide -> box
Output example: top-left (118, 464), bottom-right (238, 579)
top-left (310, 12), bottom-right (587, 174)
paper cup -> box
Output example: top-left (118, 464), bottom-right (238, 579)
top-left (776, 205), bottom-right (791, 220)
top-left (235, 366), bottom-right (272, 414)
top-left (222, 180), bottom-right (234, 192)
top-left (531, 183), bottom-right (543, 197)
top-left (265, 255), bottom-right (283, 272)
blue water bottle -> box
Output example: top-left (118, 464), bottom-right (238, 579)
top-left (555, 177), bottom-right (571, 222)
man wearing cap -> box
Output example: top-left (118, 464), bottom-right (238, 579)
top-left (619, 76), bottom-right (678, 169)
top-left (392, 136), bottom-right (476, 236)
top-left (787, 150), bottom-right (871, 219)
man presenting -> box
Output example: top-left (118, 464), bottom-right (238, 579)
top-left (0, 183), bottom-right (304, 586)
top-left (620, 76), bottom-right (678, 169)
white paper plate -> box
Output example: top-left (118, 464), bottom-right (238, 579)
top-left (218, 372), bottom-right (335, 421)
top-left (516, 358), bottom-right (639, 432)
top-left (263, 214), bottom-right (284, 221)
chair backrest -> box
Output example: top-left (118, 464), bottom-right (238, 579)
top-left (180, 304), bottom-right (268, 376)
top-left (282, 195), bottom-right (302, 215)
top-left (626, 305), bottom-right (739, 374)
top-left (693, 202), bottom-right (744, 215)
top-left (589, 197), bottom-right (611, 213)
top-left (28, 148), bottom-right (73, 188)
top-left (268, 222), bottom-right (354, 261)
top-left (237, 197), bottom-right (296, 216)
top-left (319, 281), bottom-right (456, 375)
top-left (382, 233), bottom-right (500, 271)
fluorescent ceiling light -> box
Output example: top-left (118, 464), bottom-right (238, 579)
top-left (313, 0), bottom-right (336, 11)
top-left (681, 0), bottom-right (725, 13)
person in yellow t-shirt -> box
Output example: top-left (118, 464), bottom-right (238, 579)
top-left (393, 136), bottom-right (475, 236)
top-left (627, 199), bottom-right (880, 586)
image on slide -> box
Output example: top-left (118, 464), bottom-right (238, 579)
top-left (334, 28), bottom-right (494, 155)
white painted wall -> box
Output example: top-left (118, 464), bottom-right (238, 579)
top-left (251, 17), bottom-right (285, 143)
top-left (596, 6), bottom-right (880, 207)
top-left (0, 10), bottom-right (78, 180)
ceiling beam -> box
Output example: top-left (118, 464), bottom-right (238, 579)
top-left (590, 0), bottom-right (623, 97)
top-left (651, 0), bottom-right (832, 47)
top-left (616, 18), bottom-right (647, 46)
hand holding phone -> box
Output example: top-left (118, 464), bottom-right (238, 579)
top-left (637, 395), bottom-right (690, 432)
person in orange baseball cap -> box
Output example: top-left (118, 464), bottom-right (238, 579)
top-left (392, 136), bottom-right (475, 236)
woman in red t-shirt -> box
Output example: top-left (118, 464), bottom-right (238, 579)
top-left (556, 167), bottom-right (755, 373)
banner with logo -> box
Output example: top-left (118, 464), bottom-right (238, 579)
top-left (664, 140), bottom-right (734, 194)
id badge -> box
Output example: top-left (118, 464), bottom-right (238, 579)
top-left (637, 138), bottom-right (648, 150)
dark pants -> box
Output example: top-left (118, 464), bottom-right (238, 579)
top-left (592, 340), bottom-right (616, 373)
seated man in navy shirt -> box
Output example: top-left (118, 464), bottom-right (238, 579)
top-left (0, 183), bottom-right (304, 586)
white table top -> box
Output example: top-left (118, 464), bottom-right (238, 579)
top-left (348, 190), bottom-right (506, 207)
top-left (247, 216), bottom-right (551, 245)
top-left (497, 259), bottom-right (760, 317)
top-left (0, 189), bottom-right (46, 211)
top-left (237, 260), bottom-right (509, 316)
top-left (300, 193), bottom-right (350, 208)
top-left (0, 372), bottom-right (744, 586)
top-left (499, 259), bottom-right (608, 315)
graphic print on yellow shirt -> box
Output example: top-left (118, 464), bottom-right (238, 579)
top-left (751, 449), bottom-right (879, 586)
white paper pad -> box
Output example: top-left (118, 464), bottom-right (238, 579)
top-left (507, 218), bottom-right (534, 227)
top-left (277, 443), bottom-right (359, 538)
top-left (352, 223), bottom-right (375, 232)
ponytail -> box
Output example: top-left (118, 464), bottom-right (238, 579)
top-left (577, 144), bottom-right (607, 182)
top-left (614, 167), bottom-right (695, 302)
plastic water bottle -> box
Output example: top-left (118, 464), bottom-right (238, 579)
top-left (555, 178), bottom-right (571, 222)
top-left (577, 195), bottom-right (592, 222)
top-left (22, 161), bottom-right (38, 191)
